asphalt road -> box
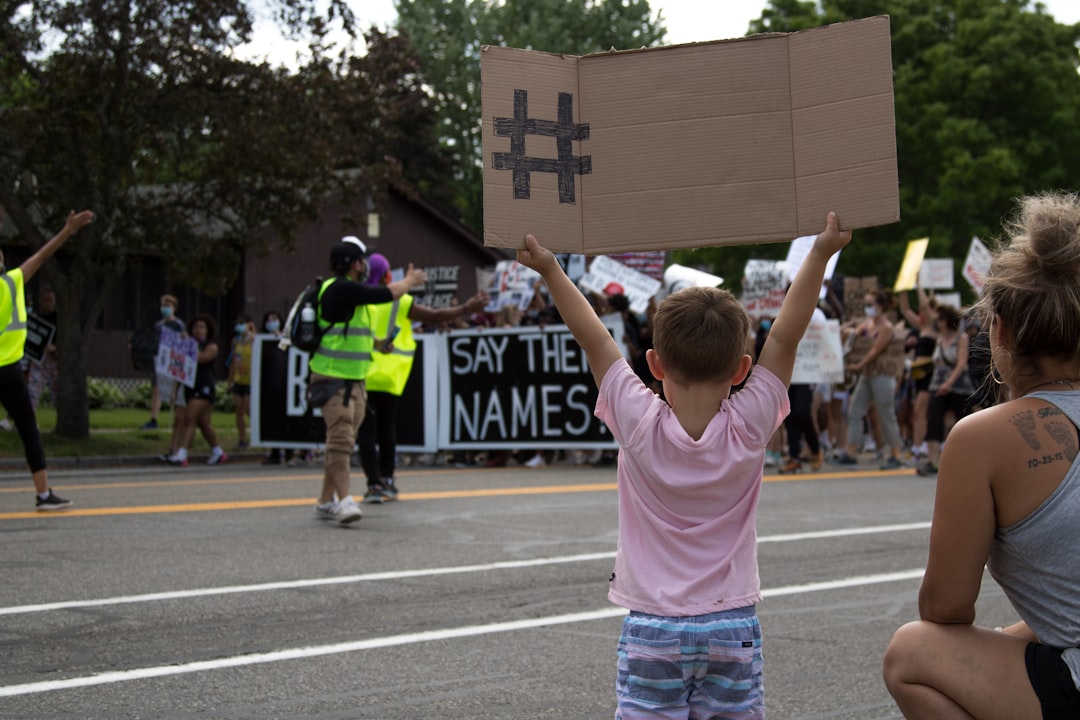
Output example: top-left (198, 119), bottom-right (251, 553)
top-left (0, 459), bottom-right (1017, 719)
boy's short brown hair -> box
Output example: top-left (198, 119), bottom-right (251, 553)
top-left (652, 286), bottom-right (750, 383)
top-left (160, 294), bottom-right (179, 309)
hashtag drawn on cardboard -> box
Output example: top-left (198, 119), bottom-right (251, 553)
top-left (492, 89), bottom-right (592, 204)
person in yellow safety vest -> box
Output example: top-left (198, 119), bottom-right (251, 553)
top-left (356, 253), bottom-right (490, 504)
top-left (0, 210), bottom-right (94, 510)
top-left (308, 237), bottom-right (427, 525)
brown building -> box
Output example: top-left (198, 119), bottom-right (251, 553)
top-left (87, 188), bottom-right (508, 380)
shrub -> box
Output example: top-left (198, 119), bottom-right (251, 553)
top-left (87, 378), bottom-right (126, 409)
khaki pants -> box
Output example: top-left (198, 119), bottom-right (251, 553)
top-left (319, 381), bottom-right (367, 456)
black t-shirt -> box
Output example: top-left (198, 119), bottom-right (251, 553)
top-left (319, 277), bottom-right (393, 323)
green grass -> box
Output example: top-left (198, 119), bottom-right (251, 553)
top-left (0, 408), bottom-right (248, 459)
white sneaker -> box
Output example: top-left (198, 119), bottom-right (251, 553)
top-left (524, 454), bottom-right (545, 468)
top-left (314, 501), bottom-right (337, 521)
top-left (207, 449), bottom-right (228, 466)
top-left (336, 498), bottom-right (362, 525)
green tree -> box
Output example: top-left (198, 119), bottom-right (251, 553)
top-left (0, 2), bottom-right (446, 438)
top-left (679, 0), bottom-right (1080, 298)
top-left (395, 0), bottom-right (667, 232)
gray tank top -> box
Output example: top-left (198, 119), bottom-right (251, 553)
top-left (987, 389), bottom-right (1080, 690)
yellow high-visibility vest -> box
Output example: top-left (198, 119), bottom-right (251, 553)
top-left (366, 294), bottom-right (416, 396)
top-left (0, 269), bottom-right (28, 366)
top-left (308, 277), bottom-right (374, 380)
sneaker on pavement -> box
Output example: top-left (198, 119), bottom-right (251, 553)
top-left (781, 458), bottom-right (801, 473)
top-left (832, 452), bottom-right (859, 466)
top-left (314, 501), bottom-right (337, 520)
top-left (880, 456), bottom-right (904, 471)
top-left (336, 498), bottom-right (362, 525)
top-left (363, 486), bottom-right (386, 504)
top-left (167, 454), bottom-right (188, 467)
top-left (140, 419), bottom-right (158, 430)
top-left (916, 461), bottom-right (939, 477)
top-left (36, 490), bottom-right (73, 511)
top-left (380, 482), bottom-right (399, 502)
top-left (524, 454), bottom-right (545, 468)
top-left (207, 450), bottom-right (228, 466)
top-left (810, 450), bottom-right (825, 472)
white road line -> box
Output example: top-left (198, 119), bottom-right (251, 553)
top-left (0, 522), bottom-right (930, 617)
top-left (0, 569), bottom-right (923, 698)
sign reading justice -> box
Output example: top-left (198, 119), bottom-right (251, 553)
top-left (481, 16), bottom-right (899, 253)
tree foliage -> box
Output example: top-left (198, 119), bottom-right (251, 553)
top-left (676, 0), bottom-right (1080, 298)
top-left (394, 0), bottom-right (667, 232)
top-left (0, 1), bottom-right (447, 437)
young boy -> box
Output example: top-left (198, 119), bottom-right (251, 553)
top-left (516, 212), bottom-right (851, 718)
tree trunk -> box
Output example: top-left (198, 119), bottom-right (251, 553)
top-left (53, 299), bottom-right (90, 439)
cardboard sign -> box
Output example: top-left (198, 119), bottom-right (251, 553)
top-left (847, 327), bottom-right (906, 379)
top-left (843, 276), bottom-right (879, 323)
top-left (664, 264), bottom-right (724, 292)
top-left (963, 236), bottom-right (992, 296)
top-left (481, 16), bottom-right (899, 253)
top-left (578, 255), bottom-right (661, 314)
top-left (155, 326), bottom-right (198, 389)
top-left (24, 312), bottom-right (56, 365)
top-left (893, 238), bottom-right (929, 292)
top-left (919, 258), bottom-right (954, 290)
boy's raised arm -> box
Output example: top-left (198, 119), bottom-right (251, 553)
top-left (757, 212), bottom-right (851, 386)
top-left (517, 234), bottom-right (623, 390)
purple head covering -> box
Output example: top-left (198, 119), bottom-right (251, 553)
top-left (366, 253), bottom-right (390, 286)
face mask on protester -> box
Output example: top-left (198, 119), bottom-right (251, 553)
top-left (161, 306), bottom-right (174, 317)
top-left (864, 305), bottom-right (878, 318)
top-left (760, 319), bottom-right (772, 331)
top-left (265, 320), bottom-right (280, 333)
top-left (234, 323), bottom-right (247, 334)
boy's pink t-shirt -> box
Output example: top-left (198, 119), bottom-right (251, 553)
top-left (596, 359), bottom-right (789, 617)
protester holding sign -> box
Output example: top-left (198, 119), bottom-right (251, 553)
top-left (0, 209), bottom-right (92, 510)
top-left (517, 212), bottom-right (850, 719)
top-left (884, 192), bottom-right (1080, 719)
top-left (166, 314), bottom-right (228, 467)
top-left (835, 289), bottom-right (905, 470)
top-left (356, 253), bottom-right (488, 503)
top-left (897, 282), bottom-right (938, 464)
top-left (916, 304), bottom-right (975, 477)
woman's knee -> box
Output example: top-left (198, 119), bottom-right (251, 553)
top-left (883, 621), bottom-right (928, 689)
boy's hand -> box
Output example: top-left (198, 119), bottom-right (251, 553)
top-left (814, 211), bottom-right (852, 257)
top-left (517, 234), bottom-right (558, 275)
top-left (404, 263), bottom-right (427, 288)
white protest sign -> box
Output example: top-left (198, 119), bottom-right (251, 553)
top-left (578, 255), bottom-right (661, 315)
top-left (155, 326), bottom-right (198, 389)
top-left (935, 292), bottom-right (962, 310)
top-left (664, 264), bottom-right (724, 293)
top-left (792, 318), bottom-right (845, 384)
top-left (485, 260), bottom-right (542, 312)
top-left (785, 235), bottom-right (840, 299)
top-left (741, 259), bottom-right (787, 317)
top-left (963, 236), bottom-right (992, 296)
top-left (918, 258), bottom-right (954, 289)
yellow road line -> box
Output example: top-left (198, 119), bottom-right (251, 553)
top-left (0, 468), bottom-right (909, 520)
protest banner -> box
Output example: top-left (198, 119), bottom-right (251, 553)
top-left (578, 255), bottom-right (661, 314)
top-left (847, 327), bottom-right (906, 379)
top-left (792, 318), bottom-right (845, 385)
top-left (918, 258), bottom-right (954, 290)
top-left (250, 335), bottom-right (436, 451)
top-left (437, 325), bottom-right (619, 450)
top-left (742, 259), bottom-right (787, 317)
top-left (481, 16), bottom-right (899, 253)
top-left (963, 236), bottom-right (992, 296)
top-left (893, 238), bottom-right (929, 292)
top-left (24, 312), bottom-right (56, 365)
top-left (155, 326), bottom-right (198, 388)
